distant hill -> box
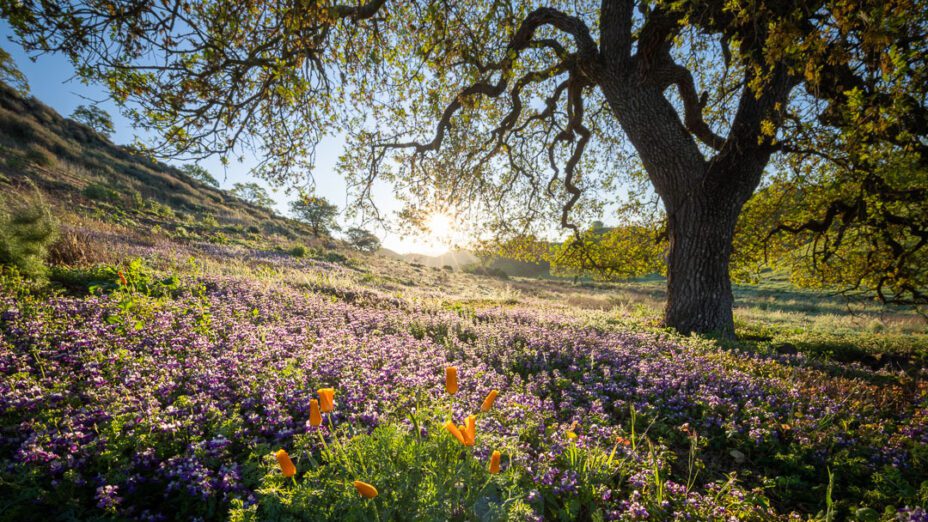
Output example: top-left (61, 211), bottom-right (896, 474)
top-left (393, 250), bottom-right (479, 268)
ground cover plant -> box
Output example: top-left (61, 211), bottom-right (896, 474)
top-left (0, 239), bottom-right (925, 521)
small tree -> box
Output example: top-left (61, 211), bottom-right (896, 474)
top-left (230, 182), bottom-right (274, 209)
top-left (346, 227), bottom-right (380, 253)
top-left (180, 164), bottom-right (219, 188)
top-left (291, 195), bottom-right (339, 237)
top-left (70, 104), bottom-right (114, 138)
top-left (0, 183), bottom-right (57, 278)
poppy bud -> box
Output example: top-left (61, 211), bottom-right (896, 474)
top-left (318, 388), bottom-right (335, 413)
top-left (489, 450), bottom-right (501, 474)
top-left (276, 449), bottom-right (296, 478)
top-left (480, 390), bottom-right (498, 412)
top-left (309, 399), bottom-right (322, 427)
top-left (353, 480), bottom-right (378, 498)
top-left (445, 367), bottom-right (458, 395)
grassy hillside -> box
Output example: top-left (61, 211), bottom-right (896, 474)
top-left (0, 83), bottom-right (319, 248)
top-left (0, 84), bottom-right (926, 521)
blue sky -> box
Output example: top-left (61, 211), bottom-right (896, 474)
top-left (0, 22), bottom-right (453, 255)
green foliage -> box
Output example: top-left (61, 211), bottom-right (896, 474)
top-left (290, 195), bottom-right (339, 237)
top-left (345, 227), bottom-right (380, 253)
top-left (462, 264), bottom-right (508, 280)
top-left (70, 104), bottom-right (114, 138)
top-left (240, 424), bottom-right (525, 521)
top-left (231, 182), bottom-right (275, 210)
top-left (0, 185), bottom-right (57, 278)
top-left (734, 153), bottom-right (927, 306)
top-left (289, 244), bottom-right (308, 258)
top-left (180, 163), bottom-right (220, 188)
top-left (82, 181), bottom-right (119, 202)
top-left (323, 251), bottom-right (348, 264)
top-left (0, 46), bottom-right (28, 95)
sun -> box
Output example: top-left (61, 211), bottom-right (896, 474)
top-left (425, 212), bottom-right (455, 239)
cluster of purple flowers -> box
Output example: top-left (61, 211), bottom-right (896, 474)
top-left (1, 253), bottom-right (925, 519)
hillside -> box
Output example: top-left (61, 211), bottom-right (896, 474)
top-left (0, 83), bottom-right (315, 246)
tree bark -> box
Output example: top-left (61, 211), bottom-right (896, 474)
top-left (662, 191), bottom-right (741, 338)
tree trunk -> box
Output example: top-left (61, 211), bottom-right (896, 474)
top-left (663, 192), bottom-right (741, 339)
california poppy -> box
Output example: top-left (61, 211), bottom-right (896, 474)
top-left (444, 421), bottom-right (466, 445)
top-left (480, 389), bottom-right (498, 412)
top-left (276, 449), bottom-right (296, 478)
top-left (488, 450), bottom-right (501, 474)
top-left (309, 399), bottom-right (322, 427)
top-left (353, 480), bottom-right (378, 499)
top-left (318, 388), bottom-right (335, 413)
top-left (445, 367), bottom-right (458, 395)
top-left (464, 415), bottom-right (476, 446)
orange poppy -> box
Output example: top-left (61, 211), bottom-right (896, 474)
top-left (318, 388), bottom-right (335, 413)
top-left (480, 390), bottom-right (499, 412)
top-left (445, 367), bottom-right (458, 395)
top-left (444, 421), bottom-right (466, 445)
top-left (489, 450), bottom-right (501, 474)
top-left (309, 399), bottom-right (322, 427)
top-left (276, 449), bottom-right (296, 478)
top-left (353, 480), bottom-right (378, 499)
top-left (464, 415), bottom-right (476, 446)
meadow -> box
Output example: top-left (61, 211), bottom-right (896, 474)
top-left (1, 219), bottom-right (926, 521)
top-left (0, 87), bottom-right (926, 521)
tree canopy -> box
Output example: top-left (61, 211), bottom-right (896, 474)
top-left (180, 164), bottom-right (220, 188)
top-left (291, 195), bottom-right (340, 237)
top-left (70, 104), bottom-right (114, 139)
top-left (0, 46), bottom-right (28, 95)
top-left (230, 182), bottom-right (274, 210)
top-left (345, 227), bottom-right (381, 252)
top-left (4, 0), bottom-right (925, 333)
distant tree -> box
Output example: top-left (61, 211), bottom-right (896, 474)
top-left (0, 47), bottom-right (28, 95)
top-left (230, 182), bottom-right (274, 209)
top-left (180, 164), bottom-right (219, 188)
top-left (70, 104), bottom-right (114, 138)
top-left (291, 195), bottom-right (339, 237)
top-left (345, 227), bottom-right (380, 253)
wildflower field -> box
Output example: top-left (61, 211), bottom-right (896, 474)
top-left (0, 236), bottom-right (925, 521)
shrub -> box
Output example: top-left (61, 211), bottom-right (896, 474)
top-left (323, 251), bottom-right (348, 264)
top-left (463, 264), bottom-right (509, 280)
top-left (201, 213), bottom-right (220, 228)
top-left (289, 245), bottom-right (308, 258)
top-left (247, 225), bottom-right (261, 234)
top-left (442, 265), bottom-right (454, 272)
top-left (47, 227), bottom-right (98, 267)
top-left (82, 181), bottom-right (120, 202)
top-left (25, 146), bottom-right (53, 167)
top-left (0, 185), bottom-right (57, 278)
top-left (146, 199), bottom-right (176, 218)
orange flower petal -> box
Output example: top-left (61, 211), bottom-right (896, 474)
top-left (444, 421), bottom-right (467, 445)
top-left (464, 415), bottom-right (476, 446)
